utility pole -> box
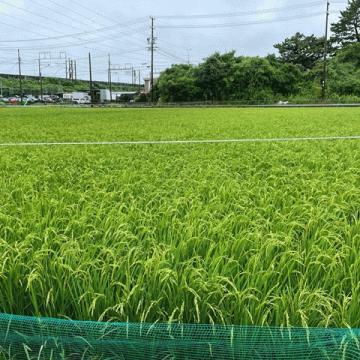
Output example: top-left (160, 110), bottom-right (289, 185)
top-left (187, 48), bottom-right (192, 65)
top-left (74, 60), bottom-right (77, 81)
top-left (138, 69), bottom-right (141, 88)
top-left (108, 54), bottom-right (113, 103)
top-left (89, 52), bottom-right (94, 107)
top-left (38, 57), bottom-right (43, 102)
top-left (70, 60), bottom-right (74, 82)
top-left (150, 16), bottom-right (155, 103)
top-left (322, 1), bottom-right (330, 101)
top-left (17, 49), bottom-right (23, 103)
top-left (64, 53), bottom-right (68, 79)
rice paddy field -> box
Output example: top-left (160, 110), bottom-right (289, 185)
top-left (1, 107), bottom-right (360, 329)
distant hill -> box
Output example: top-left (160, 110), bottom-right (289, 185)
top-left (0, 73), bottom-right (141, 97)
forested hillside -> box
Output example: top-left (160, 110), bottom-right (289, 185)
top-left (0, 74), bottom-right (140, 97)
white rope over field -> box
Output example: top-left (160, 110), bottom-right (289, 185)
top-left (1, 135), bottom-right (360, 147)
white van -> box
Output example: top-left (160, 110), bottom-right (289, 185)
top-left (73, 95), bottom-right (91, 104)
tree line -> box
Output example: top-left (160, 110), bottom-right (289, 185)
top-left (152, 0), bottom-right (360, 103)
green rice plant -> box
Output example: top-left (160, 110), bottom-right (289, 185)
top-left (0, 108), bottom-right (360, 330)
top-left (1, 107), bottom-right (360, 143)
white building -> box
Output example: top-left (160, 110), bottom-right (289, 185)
top-left (144, 78), bottom-right (159, 94)
top-left (100, 89), bottom-right (111, 103)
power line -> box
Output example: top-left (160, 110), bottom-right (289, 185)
top-left (28, 0), bottom-right (98, 32)
top-left (67, 0), bottom-right (151, 63)
top-left (0, 12), bottom-right (73, 37)
top-left (0, 27), bottom-right (147, 51)
top-left (27, 0), bottom-right (140, 58)
top-left (70, 0), bottom-right (119, 25)
top-left (31, 0), bottom-right (104, 38)
top-left (0, 0), bottom-right (93, 34)
top-left (0, 6), bottom-right (146, 63)
top-left (158, 12), bottom-right (332, 29)
top-left (0, 19), bottom-right (48, 38)
top-left (156, 1), bottom-right (325, 19)
top-left (0, 0), bottom-right (124, 56)
top-left (157, 48), bottom-right (188, 63)
top-left (0, 17), bottom-right (147, 43)
top-left (75, 48), bottom-right (147, 61)
top-left (45, 0), bottom-right (101, 27)
top-left (0, 1), bottom-right (148, 59)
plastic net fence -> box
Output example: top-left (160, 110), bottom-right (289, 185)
top-left (0, 313), bottom-right (360, 360)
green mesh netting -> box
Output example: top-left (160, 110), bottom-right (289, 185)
top-left (0, 313), bottom-right (360, 360)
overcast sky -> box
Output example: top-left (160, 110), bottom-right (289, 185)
top-left (0, 0), bottom-right (346, 83)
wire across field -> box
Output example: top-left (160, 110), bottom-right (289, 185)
top-left (1, 107), bottom-right (360, 329)
top-left (1, 135), bottom-right (360, 147)
top-left (2, 107), bottom-right (360, 143)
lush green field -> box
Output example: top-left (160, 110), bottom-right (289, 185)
top-left (1, 107), bottom-right (360, 142)
top-left (1, 108), bottom-right (360, 328)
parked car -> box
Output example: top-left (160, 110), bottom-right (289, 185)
top-left (24, 95), bottom-right (38, 104)
top-left (42, 95), bottom-right (55, 103)
top-left (8, 97), bottom-right (20, 105)
top-left (50, 95), bottom-right (60, 102)
top-left (73, 96), bottom-right (91, 105)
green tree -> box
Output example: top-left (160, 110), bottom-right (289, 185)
top-left (230, 57), bottom-right (302, 100)
top-left (336, 42), bottom-right (360, 65)
top-left (155, 52), bottom-right (304, 103)
top-left (331, 0), bottom-right (360, 48)
top-left (231, 57), bottom-right (276, 100)
top-left (274, 32), bottom-right (325, 70)
top-left (195, 52), bottom-right (238, 101)
top-left (328, 43), bottom-right (360, 96)
top-left (156, 64), bottom-right (200, 102)
top-left (304, 42), bottom-right (360, 98)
